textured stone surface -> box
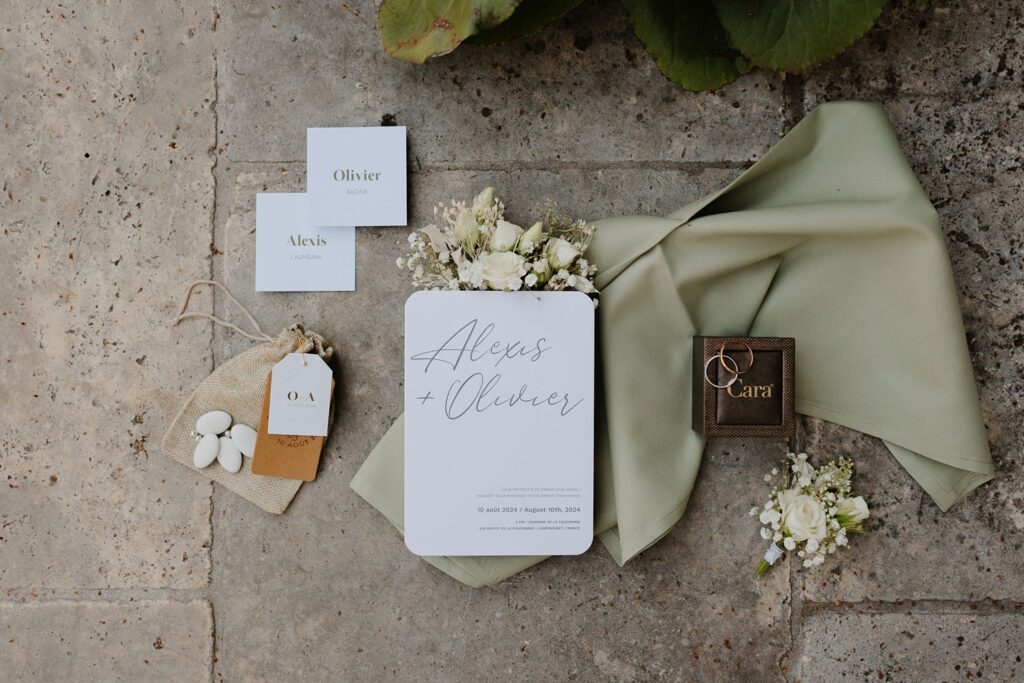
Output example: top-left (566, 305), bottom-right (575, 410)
top-left (797, 419), bottom-right (1024, 603)
top-left (0, 600), bottom-right (213, 681)
top-left (217, 0), bottom-right (784, 164)
top-left (3, 0), bottom-right (1024, 679)
top-left (0, 1), bottom-right (215, 589)
top-left (805, 0), bottom-right (1022, 98)
top-left (797, 611), bottom-right (1024, 682)
top-left (212, 426), bottom-right (791, 681)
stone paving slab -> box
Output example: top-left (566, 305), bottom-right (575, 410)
top-left (217, 0), bottom-right (783, 165)
top-left (797, 611), bottom-right (1024, 682)
top-left (3, 0), bottom-right (1023, 679)
top-left (209, 431), bottom-right (790, 682)
top-left (0, 1), bottom-right (216, 588)
top-left (0, 600), bottom-right (213, 682)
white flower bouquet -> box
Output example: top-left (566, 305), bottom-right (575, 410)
top-left (398, 187), bottom-right (598, 297)
top-left (751, 452), bottom-right (869, 576)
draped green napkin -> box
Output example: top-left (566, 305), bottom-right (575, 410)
top-left (351, 101), bottom-right (994, 587)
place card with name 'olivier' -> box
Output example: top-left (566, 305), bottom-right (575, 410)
top-left (306, 126), bottom-right (407, 227)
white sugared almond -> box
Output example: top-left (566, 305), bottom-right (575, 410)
top-left (230, 424), bottom-right (257, 458)
top-left (193, 433), bottom-right (220, 468)
top-left (196, 410), bottom-right (232, 436)
top-left (217, 435), bottom-right (242, 473)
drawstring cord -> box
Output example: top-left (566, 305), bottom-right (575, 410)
top-left (171, 280), bottom-right (275, 343)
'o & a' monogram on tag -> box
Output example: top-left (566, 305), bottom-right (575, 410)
top-left (267, 353), bottom-right (333, 436)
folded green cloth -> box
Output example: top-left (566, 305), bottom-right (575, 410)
top-left (351, 101), bottom-right (994, 587)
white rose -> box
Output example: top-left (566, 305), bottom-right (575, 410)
top-left (471, 187), bottom-right (495, 219)
top-left (545, 237), bottom-right (580, 270)
top-left (454, 209), bottom-right (480, 249)
top-left (778, 490), bottom-right (827, 542)
top-left (479, 251), bottom-right (527, 291)
top-left (836, 496), bottom-right (869, 524)
top-left (491, 220), bottom-right (523, 251)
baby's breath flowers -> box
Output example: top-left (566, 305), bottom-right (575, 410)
top-left (751, 452), bottom-right (869, 577)
top-left (398, 187), bottom-right (599, 299)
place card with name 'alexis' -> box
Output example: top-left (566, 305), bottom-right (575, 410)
top-left (404, 291), bottom-right (595, 557)
top-left (255, 193), bottom-right (355, 292)
top-left (306, 126), bottom-right (407, 227)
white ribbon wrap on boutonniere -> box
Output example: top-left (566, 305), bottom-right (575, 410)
top-left (763, 543), bottom-right (785, 566)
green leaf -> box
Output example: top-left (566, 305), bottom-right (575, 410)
top-left (714, 0), bottom-right (888, 72)
top-left (379, 0), bottom-right (522, 63)
top-left (621, 0), bottom-right (750, 92)
top-left (467, 0), bottom-right (584, 45)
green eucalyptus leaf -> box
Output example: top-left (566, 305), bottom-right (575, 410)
top-left (714, 0), bottom-right (888, 72)
top-left (379, 0), bottom-right (522, 63)
top-left (468, 0), bottom-right (584, 45)
top-left (622, 0), bottom-right (750, 92)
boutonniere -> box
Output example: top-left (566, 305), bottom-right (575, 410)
top-left (752, 452), bottom-right (870, 576)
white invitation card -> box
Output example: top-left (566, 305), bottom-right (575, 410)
top-left (404, 291), bottom-right (595, 556)
top-left (306, 126), bottom-right (407, 227)
top-left (255, 193), bottom-right (355, 292)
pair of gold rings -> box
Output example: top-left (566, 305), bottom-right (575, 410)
top-left (703, 343), bottom-right (755, 389)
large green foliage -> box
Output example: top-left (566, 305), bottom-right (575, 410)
top-left (378, 0), bottom-right (889, 89)
top-left (714, 0), bottom-right (889, 72)
top-left (379, 0), bottom-right (521, 63)
top-left (621, 0), bottom-right (749, 91)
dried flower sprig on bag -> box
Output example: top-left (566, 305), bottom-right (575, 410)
top-left (398, 187), bottom-right (598, 298)
top-left (751, 452), bottom-right (869, 576)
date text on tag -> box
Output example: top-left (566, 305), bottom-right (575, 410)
top-left (267, 353), bottom-right (333, 436)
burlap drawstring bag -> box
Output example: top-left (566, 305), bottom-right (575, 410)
top-left (161, 280), bottom-right (335, 514)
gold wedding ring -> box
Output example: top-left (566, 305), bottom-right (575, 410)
top-left (718, 342), bottom-right (754, 375)
top-left (705, 343), bottom-right (757, 389)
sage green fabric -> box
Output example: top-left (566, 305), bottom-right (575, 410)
top-left (351, 101), bottom-right (994, 587)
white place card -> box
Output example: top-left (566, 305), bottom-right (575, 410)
top-left (404, 291), bottom-right (595, 557)
top-left (255, 193), bottom-right (355, 292)
top-left (267, 353), bottom-right (333, 437)
top-left (307, 126), bottom-right (407, 227)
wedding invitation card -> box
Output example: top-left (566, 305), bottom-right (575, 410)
top-left (404, 291), bottom-right (595, 556)
top-left (255, 193), bottom-right (355, 292)
top-left (306, 126), bottom-right (407, 227)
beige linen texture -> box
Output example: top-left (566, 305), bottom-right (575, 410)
top-left (162, 324), bottom-right (334, 514)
